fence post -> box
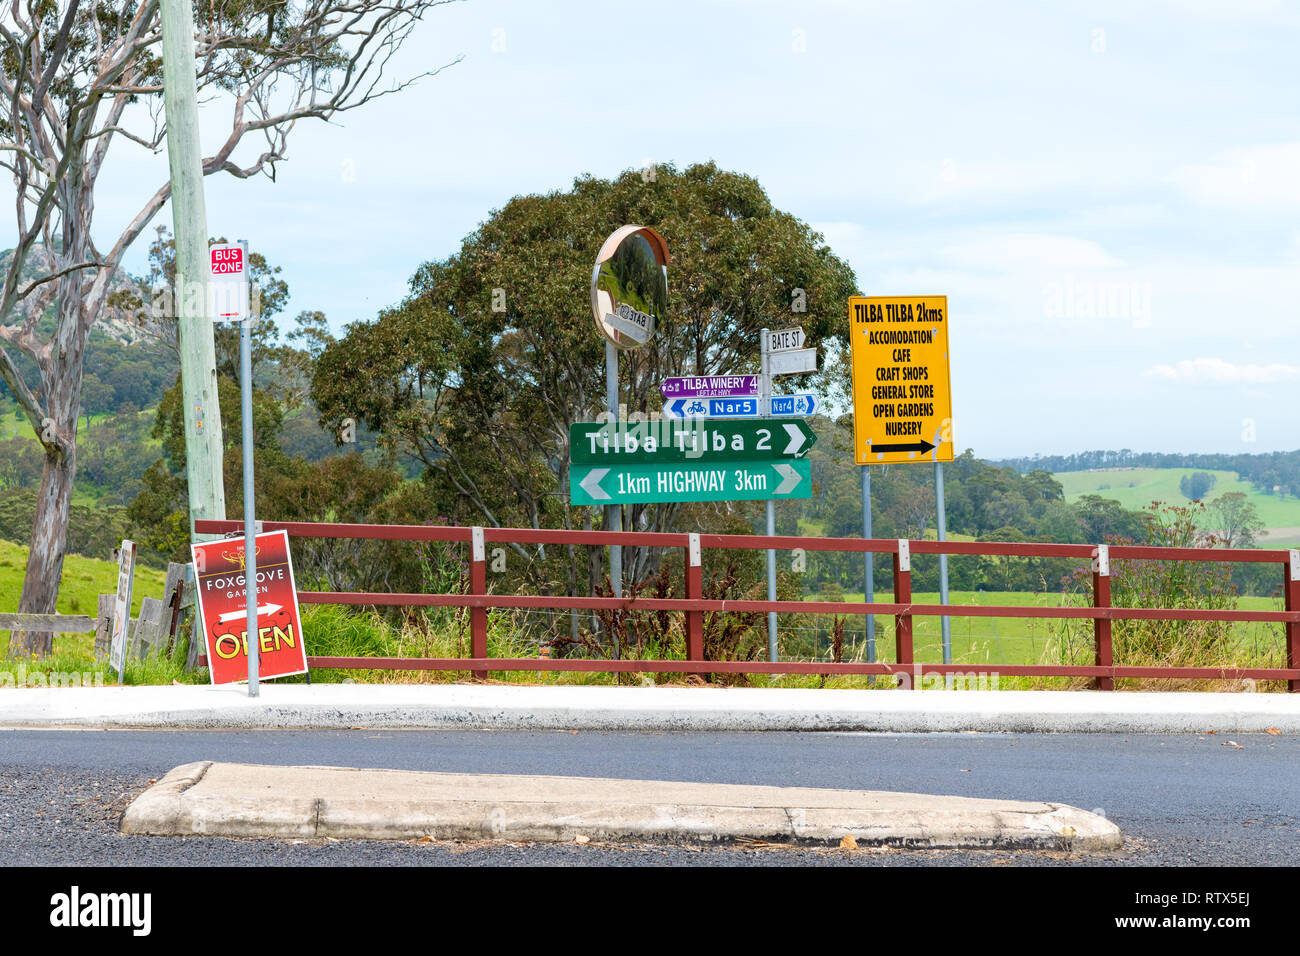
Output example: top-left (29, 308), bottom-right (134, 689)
top-left (893, 539), bottom-right (913, 686)
top-left (94, 594), bottom-right (115, 659)
top-left (162, 564), bottom-right (187, 655)
top-left (685, 533), bottom-right (703, 663)
top-left (182, 565), bottom-right (204, 673)
top-left (470, 527), bottom-right (488, 680)
top-left (1093, 544), bottom-right (1113, 691)
top-left (1287, 550), bottom-right (1299, 694)
top-left (130, 597), bottom-right (167, 661)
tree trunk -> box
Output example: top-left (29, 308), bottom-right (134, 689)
top-left (12, 282), bottom-right (88, 657)
top-left (13, 424), bottom-right (78, 657)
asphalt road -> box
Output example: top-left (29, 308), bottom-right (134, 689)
top-left (3, 729), bottom-right (1297, 866)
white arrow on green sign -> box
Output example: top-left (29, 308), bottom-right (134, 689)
top-left (571, 459), bottom-right (811, 505)
top-left (570, 419), bottom-right (816, 465)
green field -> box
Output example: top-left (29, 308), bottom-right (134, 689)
top-left (0, 538), bottom-right (166, 620)
top-left (0, 405), bottom-right (28, 440)
top-left (1053, 467), bottom-right (1300, 547)
top-left (801, 588), bottom-right (1286, 669)
top-left (1, 404), bottom-right (156, 442)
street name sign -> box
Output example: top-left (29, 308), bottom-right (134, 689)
top-left (768, 393), bottom-right (818, 417)
top-left (848, 295), bottom-right (953, 464)
top-left (766, 327), bottom-right (806, 352)
top-left (606, 304), bottom-right (652, 344)
top-left (191, 530), bottom-right (308, 685)
top-left (571, 419), bottom-right (816, 465)
top-left (769, 347), bottom-right (817, 376)
top-left (659, 375), bottom-right (759, 399)
top-left (663, 396), bottom-right (760, 418)
top-left (571, 459), bottom-right (811, 505)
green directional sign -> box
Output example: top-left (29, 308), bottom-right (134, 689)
top-left (570, 419), bottom-right (816, 465)
top-left (571, 459), bottom-right (812, 505)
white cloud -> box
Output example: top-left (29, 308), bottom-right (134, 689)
top-left (1170, 143), bottom-right (1300, 207)
top-left (1148, 0), bottom-right (1287, 19)
top-left (1143, 358), bottom-right (1300, 385)
top-left (944, 234), bottom-right (1126, 271)
top-left (809, 221), bottom-right (866, 252)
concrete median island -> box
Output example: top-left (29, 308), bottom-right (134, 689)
top-left (120, 761), bottom-right (1123, 851)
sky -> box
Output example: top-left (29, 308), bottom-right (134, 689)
top-left (90, 0), bottom-right (1300, 461)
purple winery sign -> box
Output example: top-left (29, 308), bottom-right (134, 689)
top-left (658, 375), bottom-right (759, 399)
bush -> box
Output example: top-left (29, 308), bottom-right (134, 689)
top-left (1047, 501), bottom-right (1284, 687)
top-left (0, 488), bottom-right (130, 561)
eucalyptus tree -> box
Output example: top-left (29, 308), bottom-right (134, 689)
top-left (0, 0), bottom-right (459, 654)
top-left (313, 162), bottom-right (859, 598)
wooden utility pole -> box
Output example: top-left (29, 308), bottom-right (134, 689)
top-left (159, 0), bottom-right (227, 533)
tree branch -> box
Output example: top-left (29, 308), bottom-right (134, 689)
top-left (0, 333), bottom-right (48, 438)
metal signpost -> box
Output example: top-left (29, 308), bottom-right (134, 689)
top-left (580, 234), bottom-right (825, 665)
top-left (848, 295), bottom-right (955, 663)
top-left (861, 465), bottom-right (875, 665)
top-left (760, 326), bottom-right (817, 663)
top-left (589, 226), bottom-right (670, 605)
top-left (208, 240), bottom-right (262, 695)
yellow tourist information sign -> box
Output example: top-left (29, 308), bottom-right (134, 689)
top-left (848, 295), bottom-right (953, 465)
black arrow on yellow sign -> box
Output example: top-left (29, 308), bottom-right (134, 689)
top-left (871, 439), bottom-right (936, 454)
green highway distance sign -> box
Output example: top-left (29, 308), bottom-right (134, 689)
top-left (570, 419), bottom-right (816, 465)
top-left (571, 459), bottom-right (812, 505)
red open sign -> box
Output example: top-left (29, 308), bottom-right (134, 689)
top-left (191, 530), bottom-right (308, 685)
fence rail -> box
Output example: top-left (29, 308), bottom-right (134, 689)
top-left (195, 519), bottom-right (1300, 691)
top-left (0, 612), bottom-right (95, 633)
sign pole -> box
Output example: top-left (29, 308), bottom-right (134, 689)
top-left (605, 340), bottom-right (623, 657)
top-left (761, 327), bottom-right (778, 663)
top-left (589, 225), bottom-right (668, 650)
top-left (861, 465), bottom-right (875, 663)
top-left (238, 240), bottom-right (259, 697)
top-left (935, 460), bottom-right (951, 664)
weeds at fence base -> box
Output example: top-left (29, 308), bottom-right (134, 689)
top-left (1036, 513), bottom-right (1290, 692)
top-left (0, 623), bottom-right (203, 687)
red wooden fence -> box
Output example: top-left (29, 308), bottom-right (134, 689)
top-left (194, 520), bottom-right (1300, 691)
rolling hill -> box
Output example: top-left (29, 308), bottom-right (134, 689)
top-left (1052, 467), bottom-right (1300, 547)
